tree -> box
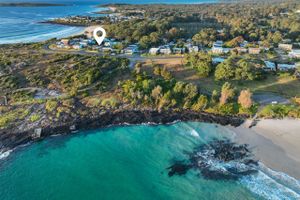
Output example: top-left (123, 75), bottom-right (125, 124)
top-left (215, 61), bottom-right (235, 80)
top-left (192, 95), bottom-right (208, 111)
top-left (238, 89), bottom-right (253, 109)
top-left (149, 32), bottom-right (160, 45)
top-left (211, 90), bottom-right (219, 104)
top-left (139, 36), bottom-right (152, 49)
top-left (192, 28), bottom-right (217, 47)
top-left (220, 82), bottom-right (235, 105)
top-left (134, 62), bottom-right (142, 74)
top-left (185, 52), bottom-right (213, 77)
top-left (183, 83), bottom-right (198, 101)
top-left (151, 85), bottom-right (163, 104)
top-left (235, 60), bottom-right (255, 80)
top-left (158, 91), bottom-right (172, 110)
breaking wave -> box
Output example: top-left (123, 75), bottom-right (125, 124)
top-left (239, 163), bottom-right (300, 200)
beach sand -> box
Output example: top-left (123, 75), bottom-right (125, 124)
top-left (228, 119), bottom-right (300, 180)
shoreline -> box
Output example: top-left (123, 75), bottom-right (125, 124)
top-left (229, 119), bottom-right (300, 180)
top-left (0, 110), bottom-right (243, 153)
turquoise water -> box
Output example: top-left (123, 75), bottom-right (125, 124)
top-left (0, 0), bottom-right (219, 44)
top-left (0, 122), bottom-right (299, 200)
top-left (0, 2), bottom-right (102, 44)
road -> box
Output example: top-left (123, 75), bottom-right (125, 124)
top-left (42, 44), bottom-right (184, 68)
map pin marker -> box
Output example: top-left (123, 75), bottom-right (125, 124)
top-left (93, 27), bottom-right (106, 46)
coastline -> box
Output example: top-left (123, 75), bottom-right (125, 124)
top-left (229, 119), bottom-right (300, 180)
top-left (0, 110), bottom-right (243, 153)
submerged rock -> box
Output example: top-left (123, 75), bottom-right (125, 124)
top-left (167, 139), bottom-right (258, 180)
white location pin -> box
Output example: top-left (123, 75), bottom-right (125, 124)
top-left (93, 27), bottom-right (106, 46)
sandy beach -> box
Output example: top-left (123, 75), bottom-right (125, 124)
top-left (229, 119), bottom-right (300, 180)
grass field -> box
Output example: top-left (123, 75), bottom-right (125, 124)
top-left (142, 58), bottom-right (300, 98)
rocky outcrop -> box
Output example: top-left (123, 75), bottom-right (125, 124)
top-left (167, 139), bottom-right (258, 180)
top-left (0, 109), bottom-right (244, 152)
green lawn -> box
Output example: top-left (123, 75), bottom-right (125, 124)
top-left (197, 74), bottom-right (300, 98)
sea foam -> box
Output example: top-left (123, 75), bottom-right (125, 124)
top-left (239, 163), bottom-right (300, 200)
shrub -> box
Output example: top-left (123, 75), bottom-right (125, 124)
top-left (45, 100), bottom-right (58, 112)
top-left (30, 114), bottom-right (41, 122)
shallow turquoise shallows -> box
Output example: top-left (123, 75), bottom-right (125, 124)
top-left (0, 122), bottom-right (299, 200)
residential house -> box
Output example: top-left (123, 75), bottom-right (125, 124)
top-left (61, 39), bottom-right (70, 46)
top-left (173, 47), bottom-right (185, 54)
top-left (212, 40), bottom-right (224, 54)
top-left (72, 44), bottom-right (82, 50)
top-left (188, 46), bottom-right (199, 53)
top-left (212, 57), bottom-right (225, 65)
top-left (248, 48), bottom-right (261, 55)
top-left (124, 45), bottom-right (139, 55)
top-left (149, 48), bottom-right (160, 55)
top-left (289, 49), bottom-right (300, 58)
top-left (235, 47), bottom-right (248, 54)
top-left (240, 40), bottom-right (248, 48)
top-left (278, 43), bottom-right (293, 51)
top-left (263, 61), bottom-right (276, 71)
top-left (159, 45), bottom-right (172, 55)
top-left (277, 63), bottom-right (296, 71)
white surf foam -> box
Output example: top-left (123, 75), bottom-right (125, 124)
top-left (0, 150), bottom-right (13, 160)
top-left (239, 163), bottom-right (300, 200)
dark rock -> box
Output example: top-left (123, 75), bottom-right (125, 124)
top-left (167, 139), bottom-right (258, 180)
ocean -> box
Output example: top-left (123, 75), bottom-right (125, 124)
top-left (0, 0), bottom-right (219, 44)
top-left (0, 122), bottom-right (299, 200)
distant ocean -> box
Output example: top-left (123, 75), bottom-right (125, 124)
top-left (0, 0), bottom-right (219, 44)
top-left (0, 122), bottom-right (299, 200)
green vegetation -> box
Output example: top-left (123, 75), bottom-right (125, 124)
top-left (259, 104), bottom-right (300, 118)
top-left (0, 108), bottom-right (29, 128)
top-left (185, 52), bottom-right (213, 77)
top-left (30, 114), bottom-right (41, 122)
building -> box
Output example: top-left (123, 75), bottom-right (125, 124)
top-left (248, 48), bottom-right (261, 55)
top-left (263, 61), bottom-right (276, 71)
top-left (212, 57), bottom-right (225, 65)
top-left (212, 41), bottom-right (224, 54)
top-left (149, 48), bottom-right (160, 55)
top-left (277, 63), bottom-right (296, 71)
top-left (159, 45), bottom-right (172, 55)
top-left (172, 47), bottom-right (185, 54)
top-left (289, 49), bottom-right (300, 58)
top-left (61, 39), bottom-right (70, 46)
top-left (278, 43), bottom-right (293, 51)
top-left (188, 46), bottom-right (199, 53)
top-left (123, 45), bottom-right (139, 55)
top-left (240, 40), bottom-right (248, 48)
top-left (235, 47), bottom-right (248, 54)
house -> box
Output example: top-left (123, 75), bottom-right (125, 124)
top-left (263, 61), bottom-right (276, 71)
top-left (212, 41), bottom-right (224, 54)
top-left (149, 48), bottom-right (160, 55)
top-left (61, 39), bottom-right (70, 46)
top-left (159, 45), bottom-right (172, 55)
top-left (173, 47), bottom-right (185, 54)
top-left (188, 46), bottom-right (199, 53)
top-left (101, 47), bottom-right (113, 52)
top-left (124, 45), bottom-right (139, 55)
top-left (240, 40), bottom-right (248, 48)
top-left (212, 57), bottom-right (225, 65)
top-left (235, 47), bottom-right (248, 54)
top-left (277, 63), bottom-right (296, 71)
top-left (72, 44), bottom-right (82, 50)
top-left (289, 49), bottom-right (300, 58)
top-left (278, 43), bottom-right (293, 51)
top-left (248, 48), bottom-right (261, 55)
top-left (0, 96), bottom-right (8, 106)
